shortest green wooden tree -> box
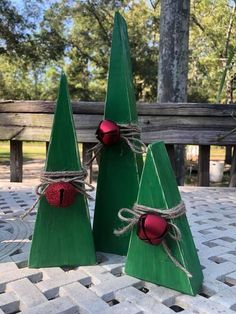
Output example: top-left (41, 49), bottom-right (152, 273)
top-left (125, 142), bottom-right (203, 295)
top-left (29, 73), bottom-right (96, 268)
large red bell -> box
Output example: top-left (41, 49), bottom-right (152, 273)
top-left (45, 182), bottom-right (77, 208)
top-left (137, 213), bottom-right (168, 245)
top-left (96, 119), bottom-right (120, 146)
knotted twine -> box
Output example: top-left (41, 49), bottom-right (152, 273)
top-left (114, 201), bottom-right (192, 278)
top-left (21, 168), bottom-right (94, 219)
top-left (87, 123), bottom-right (147, 165)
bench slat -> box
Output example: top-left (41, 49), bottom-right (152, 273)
top-left (0, 101), bottom-right (236, 116)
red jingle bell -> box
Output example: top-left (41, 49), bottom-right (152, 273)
top-left (96, 119), bottom-right (120, 146)
top-left (45, 182), bottom-right (77, 208)
top-left (137, 213), bottom-right (168, 245)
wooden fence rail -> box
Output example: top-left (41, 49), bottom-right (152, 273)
top-left (0, 101), bottom-right (236, 186)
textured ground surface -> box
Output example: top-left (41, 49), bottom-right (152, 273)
top-left (0, 186), bottom-right (236, 313)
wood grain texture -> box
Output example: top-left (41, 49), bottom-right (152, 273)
top-left (93, 13), bottom-right (143, 255)
top-left (2, 114), bottom-right (236, 129)
top-left (1, 101), bottom-right (236, 116)
top-left (1, 112), bottom-right (236, 145)
top-left (158, 0), bottom-right (190, 103)
top-left (8, 101), bottom-right (231, 116)
top-left (0, 126), bottom-right (23, 140)
top-left (1, 99), bottom-right (236, 186)
top-left (125, 142), bottom-right (203, 295)
top-left (29, 74), bottom-right (96, 268)
top-left (10, 140), bottom-right (23, 182)
top-left (198, 145), bottom-right (210, 186)
top-left (3, 128), bottom-right (236, 145)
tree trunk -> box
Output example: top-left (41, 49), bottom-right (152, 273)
top-left (158, 0), bottom-right (190, 185)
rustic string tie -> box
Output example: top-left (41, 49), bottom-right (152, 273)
top-left (87, 120), bottom-right (147, 165)
top-left (114, 201), bottom-right (192, 278)
top-left (21, 169), bottom-right (94, 219)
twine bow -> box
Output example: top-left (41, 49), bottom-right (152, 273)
top-left (87, 123), bottom-right (147, 165)
top-left (114, 201), bottom-right (192, 278)
top-left (21, 169), bottom-right (94, 219)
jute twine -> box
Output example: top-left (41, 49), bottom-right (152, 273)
top-left (87, 123), bottom-right (147, 165)
top-left (114, 201), bottom-right (192, 278)
top-left (21, 169), bottom-right (94, 219)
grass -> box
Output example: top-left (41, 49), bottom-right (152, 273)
top-left (0, 141), bottom-right (84, 164)
top-left (210, 146), bottom-right (225, 161)
top-left (0, 141), bottom-right (46, 164)
top-left (24, 142), bottom-right (46, 160)
top-left (0, 141), bottom-right (231, 186)
top-left (0, 142), bottom-right (227, 160)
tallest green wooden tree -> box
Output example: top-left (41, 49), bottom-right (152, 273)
top-left (93, 12), bottom-right (143, 256)
top-left (29, 73), bottom-right (96, 268)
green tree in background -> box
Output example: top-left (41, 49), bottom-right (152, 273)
top-left (188, 0), bottom-right (236, 103)
top-left (0, 0), bottom-right (65, 99)
top-left (0, 0), bottom-right (235, 103)
top-left (1, 0), bottom-right (159, 101)
top-left (0, 0), bottom-right (30, 56)
top-left (64, 0), bottom-right (158, 101)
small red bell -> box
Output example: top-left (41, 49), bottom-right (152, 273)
top-left (45, 182), bottom-right (77, 208)
top-left (137, 213), bottom-right (168, 245)
top-left (96, 119), bottom-right (120, 146)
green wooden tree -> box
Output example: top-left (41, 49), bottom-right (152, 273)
top-left (29, 73), bottom-right (96, 268)
top-left (125, 142), bottom-right (203, 295)
top-left (93, 12), bottom-right (143, 256)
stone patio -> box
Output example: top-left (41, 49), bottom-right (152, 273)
top-left (0, 186), bottom-right (236, 313)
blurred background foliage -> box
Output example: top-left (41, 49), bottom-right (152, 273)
top-left (0, 0), bottom-right (235, 103)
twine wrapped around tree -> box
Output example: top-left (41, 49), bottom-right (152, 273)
top-left (21, 168), bottom-right (94, 219)
top-left (87, 123), bottom-right (147, 165)
top-left (114, 201), bottom-right (192, 278)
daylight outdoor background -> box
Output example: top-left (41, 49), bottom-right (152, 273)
top-left (1, 0), bottom-right (235, 103)
top-left (0, 0), bottom-right (235, 185)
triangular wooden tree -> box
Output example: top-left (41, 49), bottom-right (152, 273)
top-left (125, 142), bottom-right (203, 295)
top-left (29, 73), bottom-right (96, 268)
top-left (93, 12), bottom-right (143, 256)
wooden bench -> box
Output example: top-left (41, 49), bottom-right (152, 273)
top-left (0, 101), bottom-right (236, 186)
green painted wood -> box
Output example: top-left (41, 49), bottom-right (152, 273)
top-left (105, 13), bottom-right (137, 124)
top-left (93, 12), bottom-right (143, 256)
top-left (29, 73), bottom-right (96, 268)
top-left (125, 142), bottom-right (203, 295)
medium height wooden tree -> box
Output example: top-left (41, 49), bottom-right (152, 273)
top-left (158, 0), bottom-right (190, 185)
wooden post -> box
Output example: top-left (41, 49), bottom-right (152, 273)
top-left (175, 144), bottom-right (185, 185)
top-left (158, 0), bottom-right (190, 186)
top-left (82, 143), bottom-right (93, 183)
top-left (225, 145), bottom-right (233, 164)
top-left (10, 140), bottom-right (23, 182)
top-left (229, 145), bottom-right (236, 187)
top-left (165, 144), bottom-right (176, 175)
top-left (198, 145), bottom-right (210, 186)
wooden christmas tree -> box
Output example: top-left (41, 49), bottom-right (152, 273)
top-left (125, 142), bottom-right (203, 295)
top-left (29, 73), bottom-right (96, 268)
top-left (93, 12), bottom-right (143, 256)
